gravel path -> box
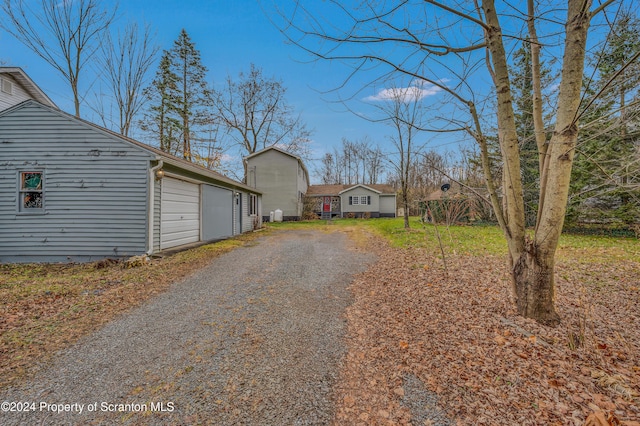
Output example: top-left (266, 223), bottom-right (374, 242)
top-left (0, 229), bottom-right (374, 425)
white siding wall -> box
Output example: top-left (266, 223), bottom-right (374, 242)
top-left (0, 75), bottom-right (32, 111)
top-left (296, 162), bottom-right (308, 217)
top-left (236, 190), bottom-right (262, 232)
top-left (240, 191), bottom-right (252, 233)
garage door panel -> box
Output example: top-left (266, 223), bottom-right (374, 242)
top-left (161, 212), bottom-right (199, 221)
top-left (202, 185), bottom-right (233, 240)
top-left (161, 177), bottom-right (200, 249)
top-left (161, 220), bottom-right (200, 233)
top-left (161, 203), bottom-right (199, 214)
top-left (161, 229), bottom-right (199, 240)
top-left (160, 233), bottom-right (199, 248)
top-left (161, 193), bottom-right (199, 204)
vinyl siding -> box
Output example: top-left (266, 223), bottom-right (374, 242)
top-left (0, 102), bottom-right (154, 262)
top-left (296, 161), bottom-right (308, 217)
top-left (239, 190), bottom-right (262, 232)
top-left (239, 191), bottom-right (251, 233)
top-left (233, 191), bottom-right (240, 235)
top-left (240, 191), bottom-right (249, 232)
top-left (379, 194), bottom-right (397, 215)
top-left (246, 149), bottom-right (299, 218)
top-left (340, 187), bottom-right (381, 214)
top-left (0, 75), bottom-right (32, 111)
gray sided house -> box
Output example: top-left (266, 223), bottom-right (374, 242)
top-left (307, 184), bottom-right (397, 218)
top-left (0, 100), bottom-right (261, 263)
top-left (244, 146), bottom-right (309, 221)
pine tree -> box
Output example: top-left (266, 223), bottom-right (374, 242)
top-left (510, 42), bottom-right (554, 227)
top-left (167, 29), bottom-right (212, 162)
top-left (141, 51), bottom-right (180, 154)
top-left (141, 29), bottom-right (212, 162)
top-left (568, 9), bottom-right (640, 227)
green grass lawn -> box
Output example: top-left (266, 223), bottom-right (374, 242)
top-left (267, 217), bottom-right (640, 263)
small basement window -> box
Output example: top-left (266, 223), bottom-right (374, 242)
top-left (19, 171), bottom-right (44, 212)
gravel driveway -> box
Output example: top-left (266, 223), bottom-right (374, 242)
top-left (0, 229), bottom-right (374, 425)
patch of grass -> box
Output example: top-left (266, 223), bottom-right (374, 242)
top-left (273, 218), bottom-right (508, 255)
top-left (557, 233), bottom-right (639, 264)
top-left (269, 217), bottom-right (639, 263)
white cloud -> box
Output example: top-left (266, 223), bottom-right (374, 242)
top-left (364, 81), bottom-right (443, 102)
top-left (220, 153), bottom-right (235, 163)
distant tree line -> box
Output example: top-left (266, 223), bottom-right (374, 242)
top-left (317, 137), bottom-right (384, 185)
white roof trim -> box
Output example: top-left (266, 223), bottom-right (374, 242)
top-left (338, 184), bottom-right (382, 195)
top-left (0, 67), bottom-right (57, 108)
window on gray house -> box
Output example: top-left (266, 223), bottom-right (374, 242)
top-left (19, 171), bottom-right (44, 212)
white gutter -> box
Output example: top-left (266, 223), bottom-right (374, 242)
top-left (147, 159), bottom-right (163, 255)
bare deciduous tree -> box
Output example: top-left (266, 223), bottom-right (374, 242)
top-left (373, 85), bottom-right (426, 229)
top-left (279, 0), bottom-right (625, 325)
top-left (213, 63), bottom-right (312, 157)
top-left (97, 23), bottom-right (158, 137)
top-left (315, 137), bottom-right (386, 185)
top-left (1, 0), bottom-right (116, 117)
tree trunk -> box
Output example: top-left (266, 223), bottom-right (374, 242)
top-left (511, 241), bottom-right (560, 326)
top-left (401, 181), bottom-right (410, 229)
top-left (403, 198), bottom-right (410, 229)
top-left (480, 0), bottom-right (592, 326)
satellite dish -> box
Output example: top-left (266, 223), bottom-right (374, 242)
top-left (441, 183), bottom-right (451, 192)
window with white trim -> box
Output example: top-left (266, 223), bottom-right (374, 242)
top-left (351, 195), bottom-right (359, 205)
top-left (19, 171), bottom-right (44, 212)
top-left (360, 196), bottom-right (368, 205)
top-left (249, 194), bottom-right (258, 216)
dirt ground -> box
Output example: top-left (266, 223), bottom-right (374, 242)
top-left (332, 232), bottom-right (640, 425)
top-left (1, 226), bottom-right (639, 425)
top-left (0, 229), bottom-right (371, 425)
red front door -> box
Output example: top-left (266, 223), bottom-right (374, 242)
top-left (323, 196), bottom-right (331, 212)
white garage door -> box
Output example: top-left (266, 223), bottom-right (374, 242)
top-left (161, 177), bottom-right (200, 249)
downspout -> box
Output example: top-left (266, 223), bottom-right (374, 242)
top-left (147, 159), bottom-right (163, 255)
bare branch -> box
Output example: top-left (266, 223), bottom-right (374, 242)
top-left (590, 0), bottom-right (617, 17)
top-left (97, 23), bottom-right (159, 136)
top-left (424, 0), bottom-right (489, 30)
top-left (1, 0), bottom-right (117, 117)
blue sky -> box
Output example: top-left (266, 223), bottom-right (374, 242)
top-left (1, 0), bottom-right (627, 181)
top-left (1, 0), bottom-right (425, 179)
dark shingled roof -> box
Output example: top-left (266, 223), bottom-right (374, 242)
top-left (307, 184), bottom-right (396, 196)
